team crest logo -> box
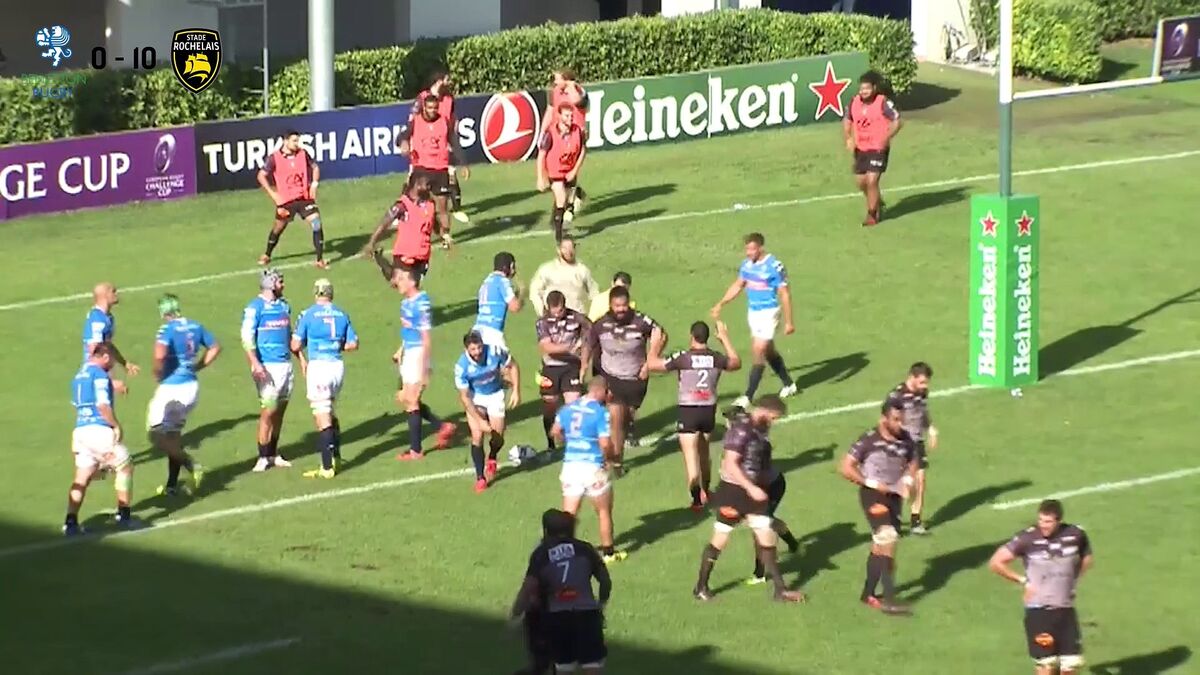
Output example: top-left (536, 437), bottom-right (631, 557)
top-left (718, 506), bottom-right (740, 520)
top-left (171, 29), bottom-right (221, 93)
top-left (479, 91), bottom-right (540, 163)
top-left (1034, 633), bottom-right (1055, 648)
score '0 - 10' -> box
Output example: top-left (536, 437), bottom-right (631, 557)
top-left (90, 46), bottom-right (156, 70)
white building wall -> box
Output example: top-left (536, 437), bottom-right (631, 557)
top-left (911, 0), bottom-right (978, 62)
top-left (411, 0), bottom-right (500, 38)
top-left (660, 0), bottom-right (761, 17)
top-left (106, 0), bottom-right (219, 69)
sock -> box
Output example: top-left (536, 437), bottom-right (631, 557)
top-left (117, 505), bottom-right (131, 521)
top-left (317, 426), bottom-right (335, 470)
top-left (766, 352), bottom-right (793, 386)
top-left (419, 403), bottom-right (442, 428)
top-left (574, 185), bottom-right (587, 202)
top-left (863, 554), bottom-right (884, 601)
top-left (450, 181), bottom-right (463, 211)
top-left (746, 364), bottom-right (765, 399)
top-left (542, 411), bottom-right (556, 450)
top-left (264, 231), bottom-right (281, 257)
top-left (268, 432), bottom-right (280, 456)
top-left (911, 512), bottom-right (922, 526)
top-left (753, 555), bottom-right (765, 580)
top-left (470, 444), bottom-right (485, 479)
top-left (257, 442), bottom-right (271, 459)
top-left (180, 454), bottom-right (194, 473)
top-left (697, 543), bottom-right (721, 590)
top-left (488, 438), bottom-right (504, 461)
top-left (880, 556), bottom-right (897, 602)
top-left (757, 545), bottom-right (787, 595)
top-left (166, 458), bottom-right (182, 488)
top-left (312, 227), bottom-right (325, 261)
top-left (552, 207), bottom-right (565, 241)
top-left (601, 545), bottom-right (615, 557)
top-left (778, 527), bottom-right (800, 553)
top-left (331, 416), bottom-right (342, 459)
top-left (408, 411), bottom-right (422, 453)
top-left (65, 512), bottom-right (79, 527)
top-left (689, 484), bottom-right (702, 505)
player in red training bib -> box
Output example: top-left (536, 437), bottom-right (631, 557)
top-left (256, 129), bottom-right (327, 268)
top-left (543, 68), bottom-right (589, 222)
top-left (399, 92), bottom-right (468, 250)
top-left (537, 104), bottom-right (588, 243)
top-left (406, 68), bottom-right (470, 226)
top-left (843, 71), bottom-right (902, 227)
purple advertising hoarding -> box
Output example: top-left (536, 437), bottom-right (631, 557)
top-left (0, 127), bottom-right (197, 221)
top-left (1159, 16), bottom-right (1200, 80)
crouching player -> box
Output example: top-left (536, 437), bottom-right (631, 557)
top-left (65, 343), bottom-right (135, 534)
top-left (149, 294), bottom-right (221, 496)
top-left (455, 331), bottom-right (521, 492)
top-left (292, 279), bottom-right (358, 479)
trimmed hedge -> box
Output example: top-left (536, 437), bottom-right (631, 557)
top-left (1094, 0), bottom-right (1200, 40)
top-left (1, 9), bottom-right (915, 145)
top-left (975, 0), bottom-right (1103, 83)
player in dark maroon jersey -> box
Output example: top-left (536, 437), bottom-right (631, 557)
top-left (536, 291), bottom-right (591, 455)
top-left (883, 361), bottom-right (938, 534)
top-left (648, 320), bottom-right (741, 510)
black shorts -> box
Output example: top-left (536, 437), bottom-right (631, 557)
top-left (547, 609), bottom-right (607, 668)
top-left (859, 487), bottom-right (902, 533)
top-left (412, 167), bottom-right (451, 196)
top-left (391, 256), bottom-right (429, 283)
top-left (608, 377), bottom-right (647, 409)
top-left (677, 405), bottom-right (716, 434)
top-left (540, 364), bottom-right (583, 399)
top-left (767, 473), bottom-right (787, 517)
top-left (915, 441), bottom-right (928, 470)
top-left (277, 198), bottom-right (319, 221)
top-left (853, 149), bottom-right (890, 175)
top-left (711, 481), bottom-right (768, 528)
top-left (1024, 607), bottom-right (1082, 661)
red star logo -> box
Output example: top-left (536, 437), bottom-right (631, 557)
top-left (980, 211), bottom-right (998, 237)
top-left (1016, 211), bottom-right (1034, 237)
top-left (808, 62), bottom-right (851, 121)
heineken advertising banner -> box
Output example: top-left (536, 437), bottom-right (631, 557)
top-left (969, 195), bottom-right (1041, 387)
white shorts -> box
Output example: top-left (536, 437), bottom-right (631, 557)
top-left (560, 461), bottom-right (611, 499)
top-left (747, 307), bottom-right (780, 341)
top-left (72, 426), bottom-right (131, 471)
top-left (305, 359), bottom-right (345, 413)
top-left (255, 361), bottom-right (293, 405)
top-left (473, 325), bottom-right (508, 351)
top-left (147, 381), bottom-right (200, 432)
top-left (398, 346), bottom-right (428, 386)
top-left (472, 389), bottom-right (506, 420)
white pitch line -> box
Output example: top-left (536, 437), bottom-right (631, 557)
top-left (1, 347), bottom-right (1197, 561)
top-left (991, 466), bottom-right (1200, 511)
top-left (2, 148), bottom-right (1198, 313)
top-left (121, 637), bottom-right (300, 675)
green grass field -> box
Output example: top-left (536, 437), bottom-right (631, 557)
top-left (2, 48), bottom-right (1199, 674)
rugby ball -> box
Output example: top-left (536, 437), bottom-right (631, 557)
top-left (508, 444), bottom-right (538, 467)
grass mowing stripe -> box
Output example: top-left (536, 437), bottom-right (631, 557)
top-left (2, 148), bottom-right (1197, 313)
top-left (121, 637), bottom-right (301, 675)
top-left (0, 347), bottom-right (1195, 560)
top-left (991, 467), bottom-right (1200, 510)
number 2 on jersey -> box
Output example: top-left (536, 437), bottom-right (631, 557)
top-left (569, 411), bottom-right (584, 437)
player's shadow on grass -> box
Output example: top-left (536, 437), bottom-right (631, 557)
top-left (895, 542), bottom-right (996, 603)
top-left (703, 521), bottom-right (868, 596)
top-left (130, 413), bottom-right (258, 465)
top-left (929, 479), bottom-right (1033, 527)
top-left (432, 298), bottom-right (481, 325)
top-left (1090, 645), bottom-right (1192, 675)
top-left (577, 208), bottom-right (668, 239)
top-left (584, 183), bottom-right (677, 216)
top-left (883, 186), bottom-right (969, 221)
top-left (613, 506), bottom-right (707, 554)
top-left (0, 518), bottom-right (798, 675)
top-left (465, 189), bottom-right (538, 215)
top-left (1039, 285), bottom-right (1200, 378)
top-left (789, 351), bottom-right (870, 391)
top-left (454, 210), bottom-right (544, 245)
top-left (894, 81), bottom-right (961, 112)
top-left (774, 444), bottom-right (836, 475)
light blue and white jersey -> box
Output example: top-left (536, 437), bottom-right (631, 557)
top-left (241, 296), bottom-right (292, 364)
top-left (400, 291), bottom-right (433, 350)
top-left (72, 363), bottom-right (113, 428)
top-left (81, 306), bottom-right (114, 363)
top-left (294, 302), bottom-right (357, 361)
top-left (453, 345), bottom-right (511, 395)
top-left (157, 317), bottom-right (217, 385)
top-left (557, 397), bottom-right (610, 465)
top-left (738, 254), bottom-right (788, 312)
top-left (473, 271), bottom-right (516, 332)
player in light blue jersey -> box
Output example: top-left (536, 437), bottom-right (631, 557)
top-left (149, 294), bottom-right (221, 497)
top-left (81, 282), bottom-right (139, 390)
top-left (472, 251), bottom-right (523, 350)
top-left (455, 330), bottom-right (521, 492)
top-left (711, 232), bottom-right (797, 408)
top-left (65, 343), bottom-right (136, 535)
top-left (394, 268), bottom-right (456, 461)
top-left (241, 268), bottom-right (296, 472)
top-left (292, 278), bottom-right (359, 479)
top-left (552, 376), bottom-right (626, 564)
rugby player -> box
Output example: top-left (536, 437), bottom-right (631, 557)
top-left (65, 343), bottom-right (135, 534)
top-left (82, 282), bottom-right (139, 389)
top-left (363, 173), bottom-right (437, 286)
top-left (148, 294), bottom-right (220, 496)
top-left (693, 395), bottom-right (804, 603)
top-left (542, 68), bottom-right (589, 219)
top-left (745, 465), bottom-right (802, 586)
top-left (394, 268), bottom-right (456, 461)
top-left (529, 236), bottom-right (599, 316)
top-left (552, 377), bottom-right (627, 564)
top-left (510, 509), bottom-right (611, 675)
top-left (241, 268), bottom-right (294, 471)
top-left (472, 251), bottom-right (523, 350)
top-left (536, 103), bottom-right (587, 242)
top-left (536, 290), bottom-right (591, 455)
top-left (587, 272), bottom-right (634, 323)
top-left (399, 93), bottom-right (468, 248)
top-left (884, 362), bottom-right (938, 534)
top-left (406, 68), bottom-right (469, 224)
top-left (843, 70), bottom-right (902, 226)
top-left (989, 499), bottom-right (1093, 675)
top-left (710, 232), bottom-right (797, 409)
top-left (648, 320), bottom-right (741, 510)
top-left (587, 286), bottom-right (664, 474)
top-left (292, 279), bottom-right (358, 479)
top-left (257, 129), bottom-right (327, 268)
top-left (455, 331), bottom-right (521, 492)
top-left (839, 398), bottom-right (918, 615)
